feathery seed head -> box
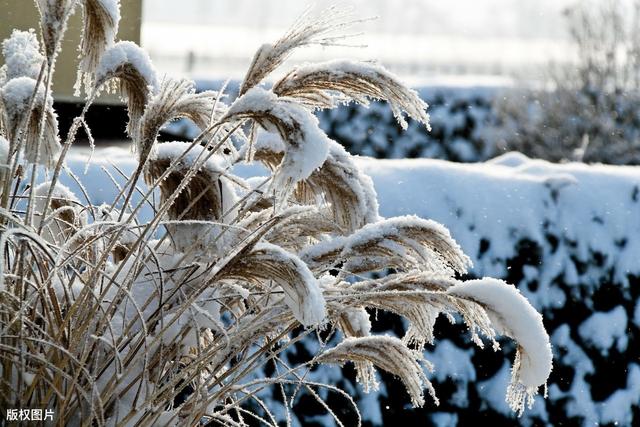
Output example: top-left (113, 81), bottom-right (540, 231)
top-left (273, 59), bottom-right (431, 130)
top-left (239, 5), bottom-right (361, 96)
top-left (94, 40), bottom-right (159, 135)
top-left (136, 78), bottom-right (229, 161)
top-left (35, 0), bottom-right (79, 60)
top-left (75, 0), bottom-right (121, 93)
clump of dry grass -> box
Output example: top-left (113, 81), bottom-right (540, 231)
top-left (0, 3), bottom-right (551, 425)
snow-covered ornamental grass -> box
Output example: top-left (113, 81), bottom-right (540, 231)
top-left (0, 2), bottom-right (551, 425)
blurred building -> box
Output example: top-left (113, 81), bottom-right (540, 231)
top-left (0, 0), bottom-right (142, 104)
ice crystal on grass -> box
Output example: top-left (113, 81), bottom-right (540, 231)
top-left (137, 78), bottom-right (236, 161)
top-left (316, 335), bottom-right (437, 407)
top-left (35, 0), bottom-right (78, 60)
top-left (76, 0), bottom-right (121, 89)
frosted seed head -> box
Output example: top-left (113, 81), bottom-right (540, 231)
top-left (1, 29), bottom-right (44, 81)
top-left (0, 77), bottom-right (60, 168)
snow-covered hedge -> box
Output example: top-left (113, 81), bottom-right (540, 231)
top-left (358, 152), bottom-right (640, 426)
top-left (67, 150), bottom-right (639, 426)
top-left (316, 86), bottom-right (498, 162)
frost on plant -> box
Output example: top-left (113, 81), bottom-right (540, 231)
top-left (95, 40), bottom-right (159, 135)
top-left (273, 59), bottom-right (431, 130)
top-left (76, 0), bottom-right (121, 92)
top-left (1, 29), bottom-right (44, 82)
top-left (0, 4), bottom-right (552, 426)
top-left (0, 76), bottom-right (60, 168)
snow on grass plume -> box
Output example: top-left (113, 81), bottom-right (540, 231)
top-left (273, 59), bottom-right (431, 130)
top-left (1, 30), bottom-right (44, 82)
top-left (243, 241), bottom-right (326, 327)
top-left (301, 215), bottom-right (472, 276)
top-left (0, 76), bottom-right (60, 168)
top-left (94, 39), bottom-right (158, 91)
top-left (75, 0), bottom-right (121, 93)
top-left (94, 40), bottom-right (159, 135)
top-left (145, 140), bottom-right (239, 254)
top-left (223, 86), bottom-right (330, 203)
top-left (448, 278), bottom-right (553, 415)
top-left (249, 135), bottom-right (380, 233)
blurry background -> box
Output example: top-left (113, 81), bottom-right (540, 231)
top-left (141, 0), bottom-right (575, 84)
